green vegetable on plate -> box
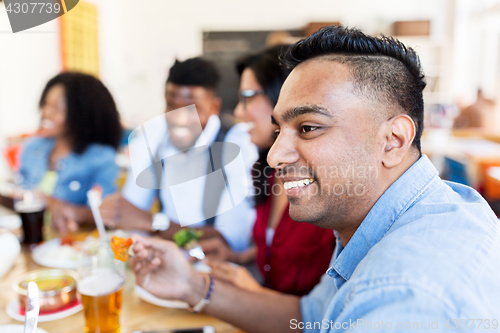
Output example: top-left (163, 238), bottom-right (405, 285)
top-left (173, 228), bottom-right (203, 248)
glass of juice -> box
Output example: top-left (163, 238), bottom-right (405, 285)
top-left (77, 246), bottom-right (125, 333)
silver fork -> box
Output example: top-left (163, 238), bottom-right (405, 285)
top-left (184, 240), bottom-right (205, 260)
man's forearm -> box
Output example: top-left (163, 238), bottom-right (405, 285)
top-left (184, 273), bottom-right (302, 333)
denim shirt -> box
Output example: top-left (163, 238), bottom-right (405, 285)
top-left (19, 137), bottom-right (118, 206)
top-left (300, 155), bottom-right (500, 332)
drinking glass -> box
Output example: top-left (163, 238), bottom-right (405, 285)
top-left (77, 246), bottom-right (125, 333)
top-left (13, 185), bottom-right (46, 244)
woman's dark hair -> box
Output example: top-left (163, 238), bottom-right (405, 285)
top-left (39, 72), bottom-right (122, 154)
top-left (236, 44), bottom-right (290, 106)
top-left (236, 45), bottom-right (291, 206)
top-left (282, 25), bottom-right (426, 153)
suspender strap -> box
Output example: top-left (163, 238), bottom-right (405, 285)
top-left (202, 122), bottom-right (232, 226)
top-left (153, 117), bottom-right (234, 226)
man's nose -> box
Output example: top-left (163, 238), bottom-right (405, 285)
top-left (175, 109), bottom-right (192, 125)
top-left (267, 130), bottom-right (299, 170)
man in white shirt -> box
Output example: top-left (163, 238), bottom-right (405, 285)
top-left (100, 57), bottom-right (258, 252)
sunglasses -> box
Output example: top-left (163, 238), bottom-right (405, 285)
top-left (238, 89), bottom-right (265, 110)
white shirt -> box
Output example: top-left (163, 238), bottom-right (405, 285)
top-left (123, 115), bottom-right (258, 252)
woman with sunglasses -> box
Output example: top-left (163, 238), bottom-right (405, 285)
top-left (201, 45), bottom-right (335, 296)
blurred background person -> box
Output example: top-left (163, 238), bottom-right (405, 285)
top-left (453, 89), bottom-right (497, 130)
top-left (18, 72), bottom-right (122, 234)
top-left (201, 45), bottom-right (336, 296)
top-left (100, 57), bottom-right (258, 253)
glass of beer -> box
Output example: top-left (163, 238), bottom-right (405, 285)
top-left (13, 186), bottom-right (46, 244)
top-left (77, 246), bottom-right (125, 333)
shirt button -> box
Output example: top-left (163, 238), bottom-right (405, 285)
top-left (264, 264), bottom-right (271, 272)
top-left (69, 181), bottom-right (81, 191)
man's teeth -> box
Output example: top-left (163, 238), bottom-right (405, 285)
top-left (246, 122), bottom-right (256, 129)
top-left (284, 178), bottom-right (315, 190)
top-left (172, 127), bottom-right (191, 137)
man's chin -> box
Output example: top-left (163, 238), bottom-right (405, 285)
top-left (288, 204), bottom-right (317, 223)
top-left (170, 138), bottom-right (196, 151)
top-left (288, 203), bottom-right (334, 229)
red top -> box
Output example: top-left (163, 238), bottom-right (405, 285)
top-left (253, 192), bottom-right (336, 296)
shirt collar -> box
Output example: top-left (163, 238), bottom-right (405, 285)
top-left (329, 155), bottom-right (439, 286)
top-left (199, 115), bottom-right (221, 144)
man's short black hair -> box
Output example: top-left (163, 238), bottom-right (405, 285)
top-left (282, 25), bottom-right (426, 153)
top-left (167, 57), bottom-right (220, 91)
top-left (39, 72), bottom-right (122, 154)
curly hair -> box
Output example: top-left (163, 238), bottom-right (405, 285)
top-left (282, 25), bottom-right (426, 152)
top-left (39, 72), bottom-right (122, 154)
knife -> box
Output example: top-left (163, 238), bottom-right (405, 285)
top-left (24, 281), bottom-right (40, 333)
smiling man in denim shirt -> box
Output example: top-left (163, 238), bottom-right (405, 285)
top-left (128, 26), bottom-right (500, 333)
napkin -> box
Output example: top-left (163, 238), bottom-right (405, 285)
top-left (0, 232), bottom-right (21, 279)
top-left (0, 215), bottom-right (22, 230)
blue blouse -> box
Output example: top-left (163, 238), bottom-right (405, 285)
top-left (19, 137), bottom-right (118, 206)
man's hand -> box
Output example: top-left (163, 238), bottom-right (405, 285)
top-left (208, 261), bottom-right (271, 294)
top-left (200, 238), bottom-right (256, 265)
top-left (199, 237), bottom-right (237, 263)
top-left (128, 235), bottom-right (205, 302)
top-left (129, 237), bottom-right (301, 333)
top-left (100, 193), bottom-right (152, 231)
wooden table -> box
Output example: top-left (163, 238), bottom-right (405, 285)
top-left (0, 209), bottom-right (243, 333)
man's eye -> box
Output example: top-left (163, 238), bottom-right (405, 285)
top-left (300, 125), bottom-right (318, 133)
top-left (273, 129), bottom-right (280, 138)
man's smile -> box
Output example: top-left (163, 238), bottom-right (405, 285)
top-left (283, 178), bottom-right (315, 190)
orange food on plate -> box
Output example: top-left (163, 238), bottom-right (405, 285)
top-left (60, 234), bottom-right (75, 246)
top-left (110, 235), bottom-right (133, 261)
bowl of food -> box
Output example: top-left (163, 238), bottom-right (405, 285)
top-left (12, 269), bottom-right (79, 312)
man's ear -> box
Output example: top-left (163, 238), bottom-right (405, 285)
top-left (211, 96), bottom-right (222, 115)
top-left (381, 114), bottom-right (416, 169)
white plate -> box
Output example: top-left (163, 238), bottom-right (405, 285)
top-left (0, 215), bottom-right (21, 230)
top-left (0, 325), bottom-right (48, 333)
top-left (31, 231), bottom-right (138, 269)
top-left (134, 285), bottom-right (187, 309)
top-left (31, 239), bottom-right (79, 269)
top-left (6, 298), bottom-right (83, 322)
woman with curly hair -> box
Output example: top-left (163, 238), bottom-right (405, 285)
top-left (19, 72), bottom-right (122, 234)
